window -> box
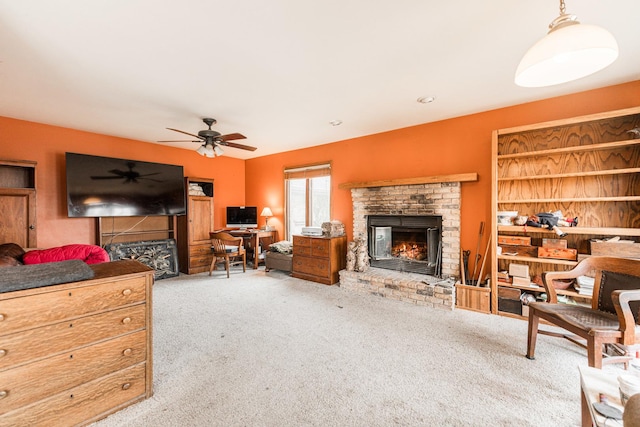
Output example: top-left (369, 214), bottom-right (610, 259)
top-left (284, 163), bottom-right (331, 240)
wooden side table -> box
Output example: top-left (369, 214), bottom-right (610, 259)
top-left (579, 365), bottom-right (624, 427)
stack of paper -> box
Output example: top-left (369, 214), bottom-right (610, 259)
top-left (574, 275), bottom-right (595, 296)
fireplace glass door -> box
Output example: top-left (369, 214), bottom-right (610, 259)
top-left (371, 226), bottom-right (392, 260)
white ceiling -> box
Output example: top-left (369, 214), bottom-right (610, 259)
top-left (1, 1), bottom-right (639, 160)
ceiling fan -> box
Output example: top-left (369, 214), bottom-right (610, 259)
top-left (159, 118), bottom-right (257, 157)
top-left (90, 162), bottom-right (162, 184)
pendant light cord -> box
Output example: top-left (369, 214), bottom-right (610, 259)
top-left (559, 0), bottom-right (566, 15)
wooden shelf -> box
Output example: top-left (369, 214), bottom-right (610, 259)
top-left (497, 254), bottom-right (578, 267)
top-left (490, 106), bottom-right (640, 316)
top-left (496, 280), bottom-right (590, 299)
top-left (498, 196), bottom-right (640, 203)
top-left (497, 226), bottom-right (640, 237)
top-left (339, 172), bottom-right (477, 189)
top-left (496, 139), bottom-right (640, 160)
top-left (498, 167), bottom-right (640, 181)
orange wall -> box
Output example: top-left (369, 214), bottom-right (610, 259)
top-left (245, 80), bottom-right (640, 255)
top-left (1, 80), bottom-right (638, 251)
top-left (0, 118), bottom-right (245, 247)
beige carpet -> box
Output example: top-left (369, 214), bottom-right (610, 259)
top-left (90, 268), bottom-right (612, 426)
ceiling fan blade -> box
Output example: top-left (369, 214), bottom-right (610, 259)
top-left (219, 132), bottom-right (246, 142)
top-left (157, 139), bottom-right (201, 143)
top-left (166, 128), bottom-right (202, 139)
top-left (220, 141), bottom-right (257, 151)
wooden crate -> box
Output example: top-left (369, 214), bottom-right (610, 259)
top-left (498, 235), bottom-right (532, 246)
top-left (542, 238), bottom-right (568, 249)
top-left (538, 247), bottom-right (578, 261)
top-left (455, 284), bottom-right (490, 313)
top-left (590, 241), bottom-right (640, 259)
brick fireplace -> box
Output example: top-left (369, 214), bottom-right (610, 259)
top-left (339, 175), bottom-right (475, 310)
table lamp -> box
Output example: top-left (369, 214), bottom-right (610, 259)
top-left (260, 207), bottom-right (273, 230)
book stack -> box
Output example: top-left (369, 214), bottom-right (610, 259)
top-left (575, 276), bottom-right (595, 296)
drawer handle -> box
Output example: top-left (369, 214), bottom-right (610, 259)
top-left (122, 383), bottom-right (131, 391)
top-left (0, 390), bottom-right (7, 399)
top-left (122, 289), bottom-right (132, 296)
top-left (0, 349), bottom-right (6, 357)
top-left (123, 348), bottom-right (133, 357)
top-left (0, 313), bottom-right (5, 321)
top-left (122, 317), bottom-right (132, 324)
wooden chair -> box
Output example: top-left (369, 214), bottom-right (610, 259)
top-left (209, 232), bottom-right (246, 278)
top-left (526, 256), bottom-right (640, 368)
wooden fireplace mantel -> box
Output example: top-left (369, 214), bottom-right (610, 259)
top-left (338, 172), bottom-right (478, 190)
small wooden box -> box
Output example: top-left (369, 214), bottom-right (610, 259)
top-left (542, 238), bottom-right (568, 249)
top-left (590, 240), bottom-right (640, 259)
top-left (509, 263), bottom-right (529, 278)
top-left (498, 286), bottom-right (521, 299)
top-left (455, 283), bottom-right (490, 313)
top-left (498, 235), bottom-right (532, 246)
top-left (537, 247), bottom-right (577, 261)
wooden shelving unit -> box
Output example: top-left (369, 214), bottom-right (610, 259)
top-left (177, 177), bottom-right (215, 274)
top-left (490, 106), bottom-right (640, 318)
top-left (0, 159), bottom-right (37, 247)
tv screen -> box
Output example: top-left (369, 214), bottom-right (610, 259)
top-left (66, 152), bottom-right (186, 217)
top-left (226, 206), bottom-right (258, 228)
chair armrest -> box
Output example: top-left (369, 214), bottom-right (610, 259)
top-left (542, 263), bottom-right (594, 304)
top-left (612, 289), bottom-right (640, 345)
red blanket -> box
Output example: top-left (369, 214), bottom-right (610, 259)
top-left (23, 244), bottom-right (110, 265)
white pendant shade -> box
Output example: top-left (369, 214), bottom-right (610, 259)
top-left (515, 12), bottom-right (618, 87)
top-left (197, 144), bottom-right (216, 158)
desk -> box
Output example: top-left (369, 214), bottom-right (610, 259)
top-left (579, 365), bottom-right (624, 427)
top-left (229, 229), bottom-right (278, 269)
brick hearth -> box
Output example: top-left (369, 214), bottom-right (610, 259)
top-left (339, 180), bottom-right (463, 310)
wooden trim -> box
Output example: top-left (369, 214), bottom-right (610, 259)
top-left (338, 172), bottom-right (478, 190)
top-left (496, 106), bottom-right (640, 135)
top-left (496, 139), bottom-right (640, 159)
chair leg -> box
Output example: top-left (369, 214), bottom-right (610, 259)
top-left (225, 256), bottom-right (230, 278)
top-left (242, 254), bottom-right (246, 272)
top-left (209, 255), bottom-right (216, 276)
top-left (526, 310), bottom-right (540, 360)
top-left (588, 337), bottom-right (604, 369)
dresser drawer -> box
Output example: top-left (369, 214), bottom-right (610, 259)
top-left (189, 254), bottom-right (213, 268)
top-left (0, 304), bottom-right (146, 371)
top-left (0, 276), bottom-right (147, 335)
top-left (189, 243), bottom-right (214, 257)
top-left (292, 256), bottom-right (330, 278)
top-left (309, 239), bottom-right (330, 257)
top-left (0, 330), bottom-right (146, 415)
top-left (0, 363), bottom-right (147, 427)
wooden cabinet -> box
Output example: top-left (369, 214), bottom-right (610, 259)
top-left (491, 107), bottom-right (640, 317)
top-left (177, 177), bottom-right (214, 274)
top-left (0, 159), bottom-right (36, 248)
top-left (292, 235), bottom-right (347, 285)
top-left (0, 259), bottom-right (154, 426)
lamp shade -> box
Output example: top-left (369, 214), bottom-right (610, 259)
top-left (260, 207), bottom-right (273, 217)
top-left (197, 144), bottom-right (215, 158)
top-left (515, 22), bottom-right (618, 87)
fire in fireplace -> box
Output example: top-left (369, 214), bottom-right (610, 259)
top-left (368, 215), bottom-right (442, 276)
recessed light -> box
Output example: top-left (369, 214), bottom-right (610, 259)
top-left (329, 119), bottom-right (342, 126)
top-left (417, 96), bottom-right (436, 104)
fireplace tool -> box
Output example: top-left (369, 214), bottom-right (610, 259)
top-left (471, 221), bottom-right (485, 285)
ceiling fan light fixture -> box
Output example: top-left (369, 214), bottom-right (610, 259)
top-left (515, 0), bottom-right (618, 88)
top-left (213, 145), bottom-right (224, 157)
top-left (197, 144), bottom-right (216, 158)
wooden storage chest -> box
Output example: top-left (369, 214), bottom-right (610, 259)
top-left (0, 259), bottom-right (154, 426)
top-left (292, 235), bottom-right (347, 285)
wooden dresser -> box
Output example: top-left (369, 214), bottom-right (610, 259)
top-left (0, 259), bottom-right (154, 426)
top-left (292, 235), bottom-right (347, 285)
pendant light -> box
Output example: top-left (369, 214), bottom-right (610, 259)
top-left (515, 0), bottom-right (618, 87)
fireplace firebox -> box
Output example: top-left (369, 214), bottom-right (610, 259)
top-left (368, 215), bottom-right (442, 276)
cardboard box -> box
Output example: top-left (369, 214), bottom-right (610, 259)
top-left (509, 263), bottom-right (529, 278)
top-left (512, 276), bottom-right (532, 286)
top-left (498, 235), bottom-right (532, 246)
top-left (537, 247), bottom-right (577, 261)
top-left (542, 238), bottom-right (568, 249)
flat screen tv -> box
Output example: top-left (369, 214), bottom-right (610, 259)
top-left (226, 206), bottom-right (258, 229)
top-left (65, 152), bottom-right (186, 217)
